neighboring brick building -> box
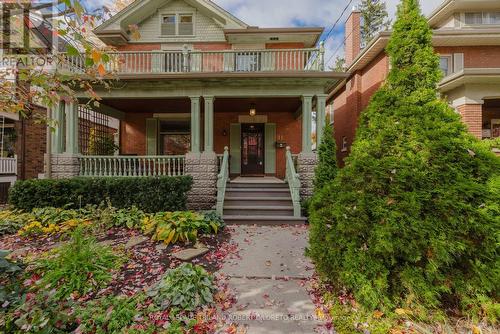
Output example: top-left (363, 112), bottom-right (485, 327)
top-left (328, 0), bottom-right (500, 164)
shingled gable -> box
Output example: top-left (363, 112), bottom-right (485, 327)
top-left (94, 0), bottom-right (248, 44)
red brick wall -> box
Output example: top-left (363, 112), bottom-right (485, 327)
top-left (115, 44), bottom-right (161, 51)
top-left (265, 43), bottom-right (305, 49)
top-left (345, 11), bottom-right (361, 66)
top-left (457, 104), bottom-right (483, 139)
top-left (15, 108), bottom-right (47, 180)
top-left (193, 42), bottom-right (231, 51)
top-left (213, 111), bottom-right (302, 179)
top-left (120, 112), bottom-right (153, 155)
top-left (435, 46), bottom-right (500, 68)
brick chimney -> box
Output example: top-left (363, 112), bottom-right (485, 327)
top-left (345, 7), bottom-right (361, 67)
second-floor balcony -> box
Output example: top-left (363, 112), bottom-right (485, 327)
top-left (63, 47), bottom-right (325, 76)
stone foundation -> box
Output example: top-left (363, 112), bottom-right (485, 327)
top-left (296, 152), bottom-right (318, 200)
top-left (185, 152), bottom-right (218, 210)
top-left (50, 154), bottom-right (80, 179)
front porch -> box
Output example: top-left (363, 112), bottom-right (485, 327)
top-left (47, 75), bottom-right (342, 216)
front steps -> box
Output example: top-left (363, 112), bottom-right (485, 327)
top-left (222, 180), bottom-right (307, 225)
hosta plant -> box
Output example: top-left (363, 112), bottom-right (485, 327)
top-left (142, 211), bottom-right (223, 246)
top-left (147, 263), bottom-right (215, 311)
top-left (37, 228), bottom-right (124, 300)
top-left (0, 210), bottom-right (32, 236)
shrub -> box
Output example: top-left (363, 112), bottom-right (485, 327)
top-left (142, 211), bottom-right (223, 246)
top-left (314, 121), bottom-right (338, 192)
top-left (9, 176), bottom-right (193, 212)
top-left (0, 210), bottom-right (32, 236)
top-left (308, 0), bottom-right (500, 316)
top-left (37, 228), bottom-right (124, 300)
top-left (75, 294), bottom-right (152, 334)
top-left (147, 263), bottom-right (215, 311)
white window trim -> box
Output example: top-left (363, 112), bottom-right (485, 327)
top-left (159, 12), bottom-right (196, 38)
top-left (439, 54), bottom-right (453, 77)
top-left (341, 136), bottom-right (348, 152)
top-left (460, 12), bottom-right (500, 28)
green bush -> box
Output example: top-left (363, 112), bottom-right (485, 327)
top-left (314, 121), bottom-right (338, 192)
top-left (147, 263), bottom-right (215, 311)
top-left (142, 211), bottom-right (223, 246)
top-left (308, 0), bottom-right (500, 317)
top-left (8, 176), bottom-right (192, 212)
top-left (0, 210), bottom-right (32, 236)
top-left (37, 228), bottom-right (124, 300)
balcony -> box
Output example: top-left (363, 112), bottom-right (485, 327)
top-left (62, 48), bottom-right (325, 76)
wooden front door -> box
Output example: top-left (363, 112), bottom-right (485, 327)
top-left (241, 123), bottom-right (265, 176)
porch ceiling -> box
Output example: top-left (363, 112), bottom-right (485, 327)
top-left (102, 98), bottom-right (190, 114)
top-left (215, 97), bottom-right (301, 114)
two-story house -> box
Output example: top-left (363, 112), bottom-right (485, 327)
top-left (328, 0), bottom-right (500, 163)
top-left (47, 0), bottom-right (346, 224)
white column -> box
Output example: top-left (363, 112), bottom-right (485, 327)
top-left (301, 95), bottom-right (313, 153)
top-left (203, 96), bottom-right (214, 153)
top-left (65, 102), bottom-right (79, 154)
top-left (51, 101), bottom-right (64, 154)
top-left (190, 96), bottom-right (201, 153)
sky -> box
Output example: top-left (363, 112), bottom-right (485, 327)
top-left (84, 0), bottom-right (444, 67)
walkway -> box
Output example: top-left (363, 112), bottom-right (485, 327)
top-left (220, 225), bottom-right (323, 333)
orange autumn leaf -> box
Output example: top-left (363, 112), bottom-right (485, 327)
top-left (92, 50), bottom-right (102, 63)
top-left (97, 64), bottom-right (106, 77)
top-left (373, 310), bottom-right (384, 319)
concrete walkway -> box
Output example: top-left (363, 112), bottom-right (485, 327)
top-left (220, 225), bottom-right (323, 334)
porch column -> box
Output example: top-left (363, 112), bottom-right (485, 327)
top-left (316, 94), bottom-right (327, 146)
top-left (64, 102), bottom-right (79, 154)
top-left (203, 96), bottom-right (214, 153)
top-left (190, 96), bottom-right (201, 153)
top-left (51, 101), bottom-right (64, 154)
top-left (301, 95), bottom-right (313, 153)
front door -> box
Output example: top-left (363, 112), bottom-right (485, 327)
top-left (241, 123), bottom-right (265, 176)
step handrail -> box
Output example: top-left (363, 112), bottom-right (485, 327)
top-left (285, 147), bottom-right (301, 217)
top-left (216, 146), bottom-right (229, 215)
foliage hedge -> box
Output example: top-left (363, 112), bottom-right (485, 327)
top-left (8, 176), bottom-right (193, 212)
top-left (308, 0), bottom-right (500, 317)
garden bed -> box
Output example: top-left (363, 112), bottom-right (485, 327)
top-left (0, 207), bottom-right (244, 333)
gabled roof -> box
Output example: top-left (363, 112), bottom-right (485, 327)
top-left (95, 0), bottom-right (248, 35)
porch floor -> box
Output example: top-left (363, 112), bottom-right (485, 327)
top-left (230, 176), bottom-right (285, 184)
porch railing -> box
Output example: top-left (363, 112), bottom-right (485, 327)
top-left (0, 157), bottom-right (17, 175)
top-left (79, 155), bottom-right (185, 177)
top-left (216, 147), bottom-right (229, 215)
top-left (285, 147), bottom-right (301, 218)
top-left (62, 47), bottom-right (324, 75)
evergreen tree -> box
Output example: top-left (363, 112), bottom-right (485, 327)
top-left (359, 0), bottom-right (390, 45)
top-left (309, 0), bottom-right (499, 315)
top-left (314, 122), bottom-right (338, 191)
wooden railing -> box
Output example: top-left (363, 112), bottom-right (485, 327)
top-left (216, 147), bottom-right (229, 215)
top-left (285, 147), bottom-right (301, 217)
top-left (79, 155), bottom-right (185, 177)
top-left (0, 157), bottom-right (17, 175)
top-left (62, 47), bottom-right (324, 75)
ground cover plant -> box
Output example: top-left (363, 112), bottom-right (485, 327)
top-left (308, 0), bottom-right (500, 328)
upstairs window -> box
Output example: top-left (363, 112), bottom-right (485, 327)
top-left (439, 55), bottom-right (452, 76)
top-left (464, 12), bottom-right (500, 25)
top-left (161, 14), bottom-right (194, 36)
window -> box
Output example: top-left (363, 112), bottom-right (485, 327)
top-left (159, 120), bottom-right (190, 155)
top-left (341, 136), bottom-right (348, 152)
top-left (439, 56), bottom-right (452, 76)
top-left (464, 12), bottom-right (500, 25)
top-left (161, 14), bottom-right (194, 36)
top-left (327, 103), bottom-right (334, 124)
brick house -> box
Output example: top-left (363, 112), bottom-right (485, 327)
top-left (47, 0), bottom-right (346, 223)
top-left (328, 0), bottom-right (500, 164)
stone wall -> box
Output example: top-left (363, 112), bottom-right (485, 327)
top-left (296, 152), bottom-right (318, 200)
top-left (50, 154), bottom-right (80, 179)
top-left (185, 152), bottom-right (218, 210)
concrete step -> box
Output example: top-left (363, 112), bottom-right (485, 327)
top-left (223, 215), bottom-right (307, 226)
top-left (224, 196), bottom-right (293, 206)
top-left (227, 182), bottom-right (288, 189)
top-left (223, 205), bottom-right (294, 216)
top-left (225, 188), bottom-right (291, 198)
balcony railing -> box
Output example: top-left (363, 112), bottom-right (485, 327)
top-left (0, 157), bottom-right (17, 175)
top-left (62, 48), bottom-right (325, 75)
top-left (79, 155), bottom-right (185, 177)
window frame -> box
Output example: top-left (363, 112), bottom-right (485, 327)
top-left (341, 136), bottom-right (348, 152)
top-left (462, 12), bottom-right (500, 27)
top-left (439, 54), bottom-right (453, 77)
top-left (159, 12), bottom-right (195, 37)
